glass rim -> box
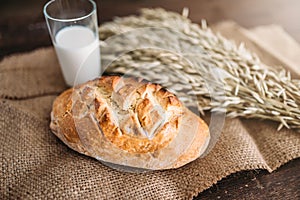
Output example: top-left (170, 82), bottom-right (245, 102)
top-left (43, 0), bottom-right (97, 22)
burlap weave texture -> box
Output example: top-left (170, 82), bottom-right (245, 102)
top-left (0, 22), bottom-right (299, 199)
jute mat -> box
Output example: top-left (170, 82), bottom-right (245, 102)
top-left (1, 21), bottom-right (300, 199)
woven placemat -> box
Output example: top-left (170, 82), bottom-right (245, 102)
top-left (1, 13), bottom-right (300, 200)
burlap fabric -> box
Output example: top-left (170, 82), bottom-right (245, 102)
top-left (1, 22), bottom-right (300, 199)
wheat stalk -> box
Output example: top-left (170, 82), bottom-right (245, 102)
top-left (98, 8), bottom-right (300, 131)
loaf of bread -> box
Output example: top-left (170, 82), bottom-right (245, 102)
top-left (50, 76), bottom-right (210, 170)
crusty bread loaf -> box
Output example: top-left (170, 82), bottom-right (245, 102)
top-left (50, 76), bottom-right (210, 170)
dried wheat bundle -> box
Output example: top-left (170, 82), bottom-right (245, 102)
top-left (99, 8), bottom-right (300, 131)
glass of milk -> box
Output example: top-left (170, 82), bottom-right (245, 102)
top-left (44, 0), bottom-right (101, 86)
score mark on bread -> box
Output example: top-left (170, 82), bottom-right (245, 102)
top-left (50, 76), bottom-right (210, 170)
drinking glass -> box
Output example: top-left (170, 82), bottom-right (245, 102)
top-left (44, 0), bottom-right (101, 86)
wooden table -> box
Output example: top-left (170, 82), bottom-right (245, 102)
top-left (0, 0), bottom-right (299, 199)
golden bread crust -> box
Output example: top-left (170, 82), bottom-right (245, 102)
top-left (50, 75), bottom-right (210, 170)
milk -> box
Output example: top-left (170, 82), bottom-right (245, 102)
top-left (54, 26), bottom-right (101, 86)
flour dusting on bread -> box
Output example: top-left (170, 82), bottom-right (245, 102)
top-left (50, 76), bottom-right (210, 170)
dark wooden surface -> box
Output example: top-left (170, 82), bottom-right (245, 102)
top-left (0, 0), bottom-right (299, 199)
